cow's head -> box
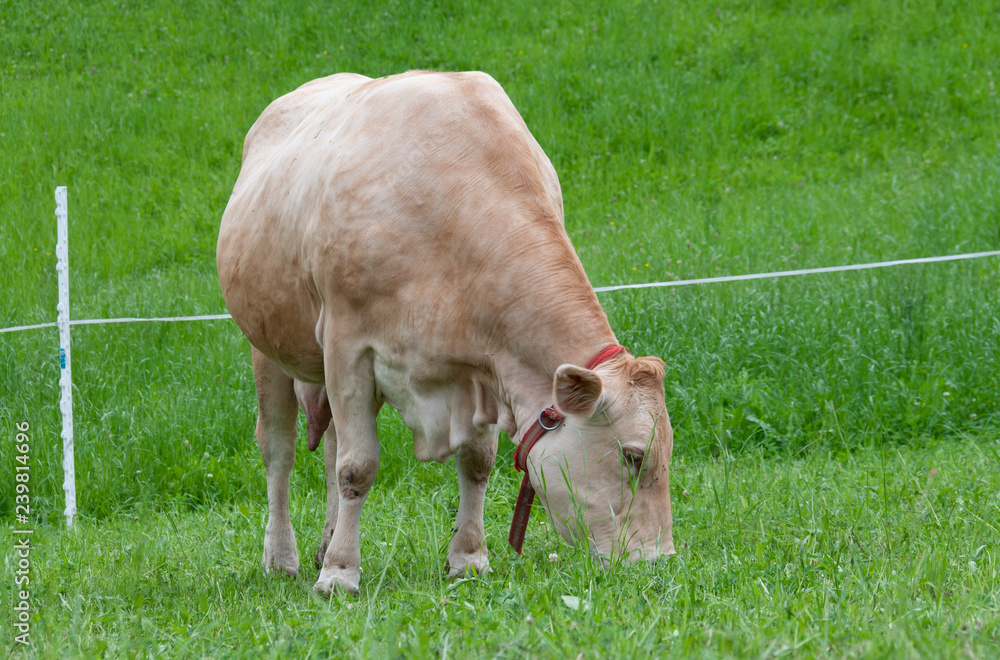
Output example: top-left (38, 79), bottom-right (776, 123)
top-left (526, 354), bottom-right (674, 562)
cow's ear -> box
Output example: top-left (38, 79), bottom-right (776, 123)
top-left (626, 356), bottom-right (666, 389)
top-left (553, 365), bottom-right (603, 417)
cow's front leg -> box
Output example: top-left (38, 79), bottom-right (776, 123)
top-left (252, 347), bottom-right (300, 577)
top-left (314, 349), bottom-right (380, 595)
top-left (448, 428), bottom-right (498, 576)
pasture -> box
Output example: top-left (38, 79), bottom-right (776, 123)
top-left (2, 0), bottom-right (999, 657)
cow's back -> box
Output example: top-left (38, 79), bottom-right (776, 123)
top-left (218, 71), bottom-right (593, 386)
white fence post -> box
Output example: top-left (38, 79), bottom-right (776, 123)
top-left (55, 186), bottom-right (76, 528)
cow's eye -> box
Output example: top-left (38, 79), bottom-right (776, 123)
top-left (622, 446), bottom-right (644, 470)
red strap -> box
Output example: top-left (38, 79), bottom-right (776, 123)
top-left (585, 344), bottom-right (629, 369)
top-left (507, 345), bottom-right (627, 554)
top-left (507, 474), bottom-right (535, 554)
top-left (513, 407), bottom-right (562, 472)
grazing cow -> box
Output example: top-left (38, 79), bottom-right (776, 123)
top-left (217, 70), bottom-right (675, 594)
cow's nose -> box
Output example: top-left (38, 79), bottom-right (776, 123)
top-left (628, 541), bottom-right (676, 563)
top-left (629, 546), bottom-right (662, 563)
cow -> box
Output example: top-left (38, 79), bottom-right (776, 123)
top-left (217, 70), bottom-right (675, 594)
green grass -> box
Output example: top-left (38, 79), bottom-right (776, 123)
top-left (2, 440), bottom-right (998, 657)
top-left (2, 0), bottom-right (999, 656)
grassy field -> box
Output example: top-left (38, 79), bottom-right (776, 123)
top-left (2, 0), bottom-right (999, 657)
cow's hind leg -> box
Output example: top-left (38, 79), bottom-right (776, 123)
top-left (314, 347), bottom-right (381, 595)
top-left (294, 381), bottom-right (340, 569)
top-left (315, 420), bottom-right (339, 568)
top-left (253, 347), bottom-right (300, 577)
top-left (448, 428), bottom-right (498, 576)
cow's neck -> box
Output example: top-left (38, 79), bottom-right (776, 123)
top-left (453, 206), bottom-right (619, 442)
top-left (492, 349), bottom-right (606, 444)
top-left (488, 270), bottom-right (617, 443)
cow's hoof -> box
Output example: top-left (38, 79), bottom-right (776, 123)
top-left (263, 553), bottom-right (300, 578)
top-left (314, 567), bottom-right (360, 595)
top-left (263, 556), bottom-right (300, 578)
top-left (447, 551), bottom-right (491, 577)
top-left (263, 527), bottom-right (300, 577)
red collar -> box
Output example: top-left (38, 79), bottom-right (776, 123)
top-left (507, 345), bottom-right (629, 554)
